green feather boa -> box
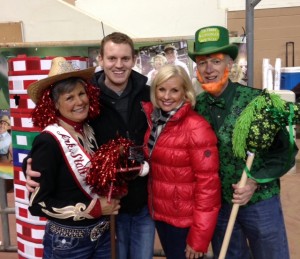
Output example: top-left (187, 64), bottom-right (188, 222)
top-left (232, 90), bottom-right (288, 158)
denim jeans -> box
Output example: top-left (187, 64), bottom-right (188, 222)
top-left (212, 195), bottom-right (290, 259)
top-left (42, 221), bottom-right (110, 259)
top-left (155, 220), bottom-right (189, 259)
top-left (116, 205), bottom-right (155, 259)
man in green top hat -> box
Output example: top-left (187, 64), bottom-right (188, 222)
top-left (189, 25), bottom-right (298, 259)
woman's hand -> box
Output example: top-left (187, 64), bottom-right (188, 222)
top-left (185, 244), bottom-right (204, 259)
top-left (99, 196), bottom-right (121, 215)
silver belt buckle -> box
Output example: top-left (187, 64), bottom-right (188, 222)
top-left (90, 221), bottom-right (108, 241)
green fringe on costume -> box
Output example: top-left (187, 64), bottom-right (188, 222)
top-left (232, 90), bottom-right (288, 159)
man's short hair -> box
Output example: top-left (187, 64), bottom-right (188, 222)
top-left (99, 32), bottom-right (135, 58)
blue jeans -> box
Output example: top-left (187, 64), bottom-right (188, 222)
top-left (43, 220), bottom-right (110, 259)
top-left (116, 205), bottom-right (155, 259)
top-left (155, 220), bottom-right (189, 259)
top-left (212, 195), bottom-right (290, 259)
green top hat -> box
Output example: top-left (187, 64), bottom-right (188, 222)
top-left (188, 26), bottom-right (238, 62)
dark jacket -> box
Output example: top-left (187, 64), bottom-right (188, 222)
top-left (90, 70), bottom-right (150, 213)
top-left (29, 132), bottom-right (101, 226)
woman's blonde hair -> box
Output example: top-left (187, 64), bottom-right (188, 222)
top-left (150, 64), bottom-right (195, 108)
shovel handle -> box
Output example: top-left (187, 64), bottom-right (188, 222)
top-left (110, 214), bottom-right (116, 259)
top-left (218, 152), bottom-right (255, 259)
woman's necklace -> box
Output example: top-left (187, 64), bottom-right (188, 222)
top-left (57, 116), bottom-right (97, 155)
top-left (58, 116), bottom-right (84, 135)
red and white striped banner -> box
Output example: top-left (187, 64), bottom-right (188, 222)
top-left (15, 201), bottom-right (47, 225)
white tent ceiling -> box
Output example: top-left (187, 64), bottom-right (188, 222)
top-left (73, 0), bottom-right (226, 38)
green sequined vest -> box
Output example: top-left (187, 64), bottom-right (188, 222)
top-left (196, 83), bottom-right (280, 205)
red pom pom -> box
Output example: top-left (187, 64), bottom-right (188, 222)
top-left (86, 137), bottom-right (142, 200)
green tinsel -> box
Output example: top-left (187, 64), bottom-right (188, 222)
top-left (232, 90), bottom-right (287, 158)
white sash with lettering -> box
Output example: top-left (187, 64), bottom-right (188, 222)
top-left (44, 124), bottom-right (98, 199)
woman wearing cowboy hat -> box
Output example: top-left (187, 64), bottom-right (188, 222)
top-left (189, 26), bottom-right (298, 259)
top-left (27, 57), bottom-right (120, 259)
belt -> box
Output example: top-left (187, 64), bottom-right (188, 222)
top-left (48, 220), bottom-right (110, 241)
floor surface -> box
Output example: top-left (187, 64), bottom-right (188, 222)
top-left (1, 167), bottom-right (300, 259)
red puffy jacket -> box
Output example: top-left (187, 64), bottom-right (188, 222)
top-left (142, 101), bottom-right (221, 252)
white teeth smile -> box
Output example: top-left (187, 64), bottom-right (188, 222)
top-left (207, 76), bottom-right (216, 80)
top-left (74, 107), bottom-right (85, 112)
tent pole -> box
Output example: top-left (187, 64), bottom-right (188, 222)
top-left (246, 0), bottom-right (261, 87)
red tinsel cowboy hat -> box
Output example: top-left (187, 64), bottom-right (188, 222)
top-left (28, 57), bottom-right (95, 104)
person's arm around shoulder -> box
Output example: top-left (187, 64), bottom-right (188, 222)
top-left (25, 158), bottom-right (41, 192)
